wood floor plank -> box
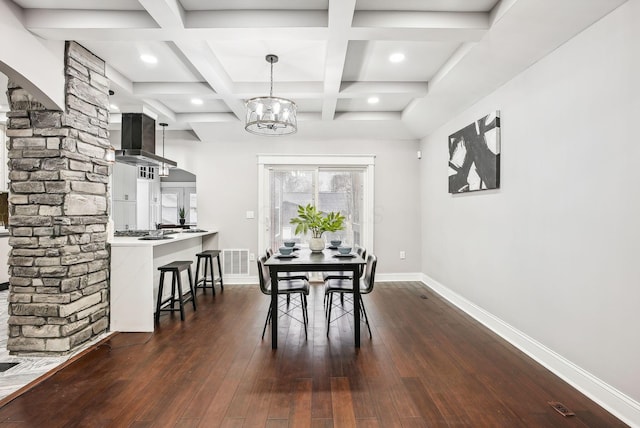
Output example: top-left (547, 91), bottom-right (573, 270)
top-left (290, 378), bottom-right (313, 427)
top-left (330, 377), bottom-right (357, 427)
top-left (0, 283), bottom-right (626, 428)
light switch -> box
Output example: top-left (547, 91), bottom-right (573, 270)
top-left (246, 211), bottom-right (255, 219)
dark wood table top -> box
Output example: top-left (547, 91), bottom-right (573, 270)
top-left (265, 248), bottom-right (365, 271)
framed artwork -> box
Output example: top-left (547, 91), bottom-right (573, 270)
top-left (448, 111), bottom-right (500, 193)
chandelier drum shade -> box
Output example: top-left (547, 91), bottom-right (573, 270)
top-left (158, 122), bottom-right (170, 177)
top-left (245, 54), bottom-right (297, 136)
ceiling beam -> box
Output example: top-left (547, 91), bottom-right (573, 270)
top-left (339, 82), bottom-right (428, 96)
top-left (322, 0), bottom-right (356, 121)
top-left (25, 27), bottom-right (330, 42)
top-left (352, 11), bottom-right (489, 29)
top-left (133, 82), bottom-right (216, 96)
top-left (24, 9), bottom-right (157, 29)
top-left (138, 0), bottom-right (185, 29)
top-left (186, 10), bottom-right (327, 28)
top-left (137, 0), bottom-right (245, 121)
top-left (175, 41), bottom-right (246, 120)
top-left (141, 98), bottom-right (176, 122)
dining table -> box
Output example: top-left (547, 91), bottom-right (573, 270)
top-left (265, 247), bottom-right (366, 349)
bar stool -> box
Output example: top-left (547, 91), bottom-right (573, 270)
top-left (194, 250), bottom-right (224, 294)
top-left (155, 261), bottom-right (197, 322)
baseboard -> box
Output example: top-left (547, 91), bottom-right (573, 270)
top-left (421, 273), bottom-right (640, 427)
top-left (0, 282), bottom-right (7, 291)
top-left (222, 276), bottom-right (259, 285)
top-left (375, 272), bottom-right (423, 282)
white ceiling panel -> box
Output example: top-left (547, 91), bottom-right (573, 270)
top-left (80, 41), bottom-right (203, 83)
top-left (336, 94), bottom-right (412, 113)
top-left (208, 41), bottom-right (327, 83)
top-left (155, 97), bottom-right (230, 113)
top-left (355, 0), bottom-right (499, 12)
top-left (12, 0), bottom-right (144, 10)
top-left (343, 40), bottom-right (460, 82)
top-left (181, 0), bottom-right (329, 11)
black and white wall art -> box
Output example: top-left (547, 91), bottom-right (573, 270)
top-left (448, 111), bottom-right (501, 193)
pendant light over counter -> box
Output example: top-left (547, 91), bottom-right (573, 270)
top-left (158, 122), bottom-right (170, 177)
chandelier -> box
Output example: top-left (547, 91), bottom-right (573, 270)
top-left (245, 54), bottom-right (297, 136)
top-left (158, 122), bottom-right (169, 177)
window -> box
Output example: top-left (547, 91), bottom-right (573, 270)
top-left (160, 186), bottom-right (196, 224)
top-left (258, 155), bottom-right (375, 254)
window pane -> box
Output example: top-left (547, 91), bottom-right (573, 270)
top-left (161, 192), bottom-right (178, 224)
top-left (269, 169), bottom-right (314, 248)
top-left (318, 169), bottom-right (364, 247)
top-left (189, 192), bottom-right (197, 223)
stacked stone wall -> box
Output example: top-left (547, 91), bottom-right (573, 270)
top-left (5, 41), bottom-right (111, 355)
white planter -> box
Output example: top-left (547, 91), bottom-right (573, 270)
top-left (309, 237), bottom-right (325, 252)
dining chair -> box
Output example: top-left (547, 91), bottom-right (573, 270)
top-left (324, 253), bottom-right (377, 338)
top-left (257, 255), bottom-right (310, 339)
top-left (322, 245), bottom-right (366, 308)
top-left (322, 245), bottom-right (366, 281)
top-left (265, 248), bottom-right (309, 281)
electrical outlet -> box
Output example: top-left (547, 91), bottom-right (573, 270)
top-left (246, 211), bottom-right (255, 219)
top-left (400, 251), bottom-right (406, 259)
top-left (249, 253), bottom-right (255, 261)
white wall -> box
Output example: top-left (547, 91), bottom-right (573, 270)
top-left (0, 1), bottom-right (64, 110)
top-left (420, 0), bottom-right (639, 423)
top-left (181, 137), bottom-right (422, 278)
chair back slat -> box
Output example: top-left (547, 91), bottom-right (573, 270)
top-left (361, 254), bottom-right (377, 294)
top-left (265, 248), bottom-right (274, 258)
top-left (257, 255), bottom-right (271, 294)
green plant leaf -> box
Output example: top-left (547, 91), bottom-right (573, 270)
top-left (289, 204), bottom-right (344, 238)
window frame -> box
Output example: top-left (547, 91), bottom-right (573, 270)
top-left (257, 154), bottom-right (375, 255)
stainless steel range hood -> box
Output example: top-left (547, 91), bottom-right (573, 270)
top-left (115, 113), bottom-right (177, 168)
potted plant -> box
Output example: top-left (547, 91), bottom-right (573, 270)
top-left (290, 204), bottom-right (345, 252)
top-left (178, 207), bottom-right (186, 225)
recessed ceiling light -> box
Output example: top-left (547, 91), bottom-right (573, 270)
top-left (367, 96), bottom-right (379, 104)
top-left (140, 54), bottom-right (158, 64)
top-left (191, 98), bottom-right (203, 105)
top-left (389, 53), bottom-right (405, 63)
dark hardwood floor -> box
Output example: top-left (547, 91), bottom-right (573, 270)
top-left (0, 281), bottom-right (626, 427)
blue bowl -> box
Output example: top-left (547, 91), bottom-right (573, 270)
top-left (338, 246), bottom-right (352, 255)
top-left (283, 240), bottom-right (296, 248)
top-left (279, 246), bottom-right (293, 255)
top-left (330, 240), bottom-right (342, 247)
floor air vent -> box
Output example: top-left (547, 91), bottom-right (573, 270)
top-left (222, 249), bottom-right (250, 276)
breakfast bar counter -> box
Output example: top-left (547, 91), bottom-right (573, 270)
top-left (110, 230), bottom-right (218, 332)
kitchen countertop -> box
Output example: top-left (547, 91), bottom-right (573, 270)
top-left (109, 230), bottom-right (217, 247)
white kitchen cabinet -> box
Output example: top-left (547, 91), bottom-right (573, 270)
top-left (113, 201), bottom-right (136, 230)
top-left (112, 163), bottom-right (137, 202)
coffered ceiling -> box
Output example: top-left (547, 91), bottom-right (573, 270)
top-left (3, 0), bottom-right (628, 141)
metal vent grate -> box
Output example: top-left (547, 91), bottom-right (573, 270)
top-left (222, 249), bottom-right (250, 276)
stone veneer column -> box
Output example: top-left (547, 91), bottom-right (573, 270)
top-left (5, 42), bottom-right (111, 355)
